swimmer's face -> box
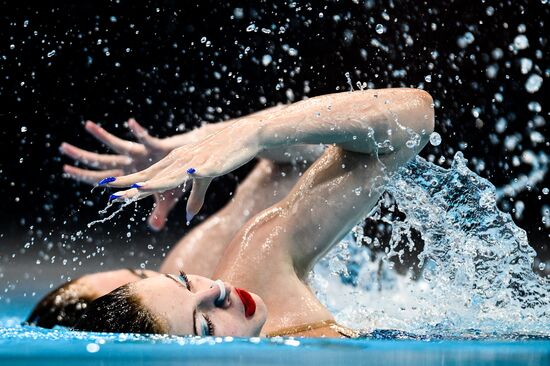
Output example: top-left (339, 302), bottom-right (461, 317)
top-left (132, 274), bottom-right (267, 337)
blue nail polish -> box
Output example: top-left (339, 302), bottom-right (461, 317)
top-left (186, 168), bottom-right (196, 174)
top-left (99, 177), bottom-right (116, 186)
top-left (131, 183), bottom-right (142, 189)
top-left (108, 194), bottom-right (120, 201)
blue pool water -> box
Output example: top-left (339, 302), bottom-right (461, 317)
top-left (1, 299), bottom-right (549, 366)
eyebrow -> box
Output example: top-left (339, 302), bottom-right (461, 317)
top-left (164, 274), bottom-right (198, 336)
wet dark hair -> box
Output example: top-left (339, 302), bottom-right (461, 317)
top-left (25, 279), bottom-right (94, 328)
top-left (73, 284), bottom-right (165, 334)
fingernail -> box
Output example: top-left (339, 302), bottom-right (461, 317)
top-left (131, 182), bottom-right (144, 189)
top-left (186, 212), bottom-right (194, 222)
top-left (186, 168), bottom-right (196, 174)
top-left (109, 193), bottom-right (121, 201)
top-left (98, 177), bottom-right (116, 186)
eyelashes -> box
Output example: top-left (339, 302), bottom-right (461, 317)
top-left (178, 270), bottom-right (191, 291)
top-left (204, 314), bottom-right (215, 336)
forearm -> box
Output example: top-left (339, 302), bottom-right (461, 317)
top-left (246, 89), bottom-right (434, 155)
top-left (161, 105), bottom-right (287, 150)
top-left (162, 104), bottom-right (324, 164)
top-left (161, 121), bottom-right (233, 150)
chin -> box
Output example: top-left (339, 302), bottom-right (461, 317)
top-left (251, 293), bottom-right (268, 328)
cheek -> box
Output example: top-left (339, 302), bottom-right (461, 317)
top-left (218, 315), bottom-right (253, 336)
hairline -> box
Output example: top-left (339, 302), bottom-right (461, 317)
top-left (132, 276), bottom-right (198, 336)
top-left (126, 283), bottom-right (169, 334)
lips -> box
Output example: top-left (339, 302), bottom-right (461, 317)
top-left (235, 287), bottom-right (256, 318)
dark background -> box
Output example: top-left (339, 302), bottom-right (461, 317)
top-left (0, 0), bottom-right (548, 294)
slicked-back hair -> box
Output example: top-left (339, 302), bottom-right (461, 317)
top-left (73, 284), bottom-right (165, 334)
top-left (25, 280), bottom-right (94, 329)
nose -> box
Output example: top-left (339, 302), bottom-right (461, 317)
top-left (198, 280), bottom-right (231, 309)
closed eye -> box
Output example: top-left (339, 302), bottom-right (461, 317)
top-left (178, 270), bottom-right (192, 291)
top-left (202, 314), bottom-right (215, 336)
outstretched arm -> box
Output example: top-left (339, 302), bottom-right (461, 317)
top-left (214, 88), bottom-right (434, 277)
top-left (104, 89), bottom-right (433, 221)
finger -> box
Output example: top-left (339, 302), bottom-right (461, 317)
top-left (108, 188), bottom-right (153, 203)
top-left (135, 162), bottom-right (190, 193)
top-left (186, 178), bottom-right (212, 221)
top-left (128, 118), bottom-right (164, 150)
top-left (60, 142), bottom-right (132, 169)
top-left (148, 189), bottom-right (183, 231)
top-left (63, 165), bottom-right (124, 185)
top-left (102, 155), bottom-right (174, 187)
top-left (85, 120), bottom-right (146, 155)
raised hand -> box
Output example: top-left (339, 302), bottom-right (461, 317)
top-left (60, 119), bottom-right (183, 230)
top-left (101, 122), bottom-right (260, 221)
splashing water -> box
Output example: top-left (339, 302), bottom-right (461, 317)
top-left (312, 152), bottom-right (550, 337)
top-left (87, 198), bottom-right (137, 228)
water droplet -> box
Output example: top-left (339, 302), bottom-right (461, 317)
top-left (200, 37), bottom-right (207, 43)
top-left (406, 139), bottom-right (418, 148)
top-left (246, 23), bottom-right (257, 32)
top-left (287, 48), bottom-right (298, 56)
top-left (520, 58), bottom-right (533, 74)
top-left (261, 54), bottom-right (272, 66)
top-left (486, 64), bottom-right (498, 79)
top-left (20, 126), bottom-right (27, 133)
top-left (429, 132), bottom-right (442, 146)
top-left (495, 118), bottom-right (507, 133)
top-left (513, 34), bottom-right (529, 50)
top-left (47, 50), bottom-right (56, 58)
top-left (375, 24), bottom-right (385, 34)
top-left (86, 343), bottom-right (100, 353)
top-left (527, 101), bottom-right (541, 113)
top-left (529, 131), bottom-right (544, 144)
top-left (525, 74), bottom-right (543, 93)
top-left (233, 8), bottom-right (244, 19)
top-left (424, 75), bottom-right (432, 83)
top-left (491, 48), bottom-right (503, 60)
top-left (457, 32), bottom-right (475, 48)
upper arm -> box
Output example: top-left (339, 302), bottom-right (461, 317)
top-left (278, 89), bottom-right (435, 276)
top-left (221, 88), bottom-right (435, 279)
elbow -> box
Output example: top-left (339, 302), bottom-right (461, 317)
top-left (415, 89), bottom-right (435, 135)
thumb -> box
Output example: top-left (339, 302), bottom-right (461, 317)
top-left (186, 178), bottom-right (212, 222)
top-left (147, 190), bottom-right (183, 231)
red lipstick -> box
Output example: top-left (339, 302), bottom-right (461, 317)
top-left (235, 288), bottom-right (256, 318)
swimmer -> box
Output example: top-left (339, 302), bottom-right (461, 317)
top-left (28, 88), bottom-right (434, 337)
